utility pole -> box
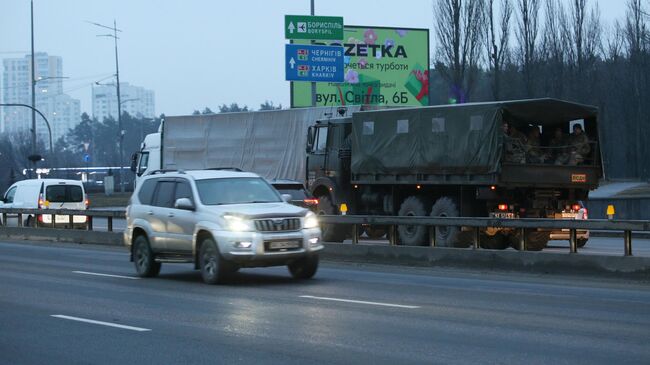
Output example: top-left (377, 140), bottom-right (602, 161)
top-left (114, 19), bottom-right (124, 193)
top-left (30, 0), bottom-right (37, 175)
top-left (90, 20), bottom-right (124, 192)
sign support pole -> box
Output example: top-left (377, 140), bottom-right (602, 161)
top-left (310, 0), bottom-right (316, 107)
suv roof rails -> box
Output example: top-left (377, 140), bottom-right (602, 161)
top-left (206, 167), bottom-right (243, 172)
top-left (149, 169), bottom-right (186, 175)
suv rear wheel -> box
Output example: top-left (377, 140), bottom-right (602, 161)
top-left (133, 235), bottom-right (161, 277)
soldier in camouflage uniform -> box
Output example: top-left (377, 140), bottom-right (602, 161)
top-left (502, 122), bottom-right (526, 164)
top-left (549, 127), bottom-right (570, 165)
top-left (525, 127), bottom-right (545, 163)
top-left (569, 124), bottom-right (591, 165)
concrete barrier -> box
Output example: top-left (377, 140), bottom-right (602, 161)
top-left (0, 227), bottom-right (122, 246)
top-left (321, 243), bottom-right (650, 279)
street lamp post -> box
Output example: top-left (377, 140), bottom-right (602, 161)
top-left (90, 20), bottom-right (125, 192)
top-left (30, 0), bottom-right (36, 173)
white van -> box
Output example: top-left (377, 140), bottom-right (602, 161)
top-left (0, 179), bottom-right (88, 228)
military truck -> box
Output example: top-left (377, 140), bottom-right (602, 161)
top-left (306, 98), bottom-right (601, 250)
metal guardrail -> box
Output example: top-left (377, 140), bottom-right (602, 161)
top-left (319, 215), bottom-right (650, 256)
top-left (2, 207), bottom-right (649, 256)
top-left (0, 208), bottom-right (125, 232)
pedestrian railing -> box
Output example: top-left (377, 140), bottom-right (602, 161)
top-left (318, 215), bottom-right (650, 256)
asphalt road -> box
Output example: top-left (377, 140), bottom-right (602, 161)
top-left (1, 240), bottom-right (649, 364)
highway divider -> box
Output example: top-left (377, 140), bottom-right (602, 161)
top-left (1, 208), bottom-right (649, 278)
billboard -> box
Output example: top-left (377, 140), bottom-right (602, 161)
top-left (291, 26), bottom-right (430, 108)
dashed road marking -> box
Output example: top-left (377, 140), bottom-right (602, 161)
top-left (73, 271), bottom-right (139, 280)
top-left (299, 295), bottom-right (420, 309)
top-left (51, 315), bottom-right (151, 332)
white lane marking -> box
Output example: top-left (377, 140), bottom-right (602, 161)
top-left (73, 271), bottom-right (140, 280)
top-left (299, 295), bottom-right (420, 309)
top-left (51, 315), bottom-right (151, 332)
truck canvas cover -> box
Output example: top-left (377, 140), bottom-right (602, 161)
top-left (351, 99), bottom-right (598, 180)
top-left (163, 107), bottom-right (359, 181)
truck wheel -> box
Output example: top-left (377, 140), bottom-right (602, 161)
top-left (317, 195), bottom-right (347, 243)
top-left (577, 238), bottom-right (588, 248)
top-left (364, 225), bottom-right (387, 239)
top-left (430, 197), bottom-right (459, 247)
top-left (511, 231), bottom-right (549, 251)
top-left (480, 232), bottom-right (508, 250)
top-left (288, 255), bottom-right (319, 279)
top-left (199, 238), bottom-right (230, 285)
top-left (133, 235), bottom-right (161, 277)
top-left (397, 196), bottom-right (428, 246)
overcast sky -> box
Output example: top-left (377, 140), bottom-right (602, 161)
top-left (1, 0), bottom-right (628, 116)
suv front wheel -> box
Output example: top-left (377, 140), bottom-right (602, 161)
top-left (199, 238), bottom-right (232, 284)
top-left (288, 255), bottom-right (319, 279)
top-left (133, 235), bottom-right (161, 277)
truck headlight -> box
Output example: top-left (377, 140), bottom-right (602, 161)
top-left (303, 211), bottom-right (319, 229)
top-left (223, 215), bottom-right (254, 232)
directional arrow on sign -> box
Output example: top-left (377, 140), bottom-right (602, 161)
top-left (289, 57), bottom-right (296, 69)
top-left (288, 22), bottom-right (295, 34)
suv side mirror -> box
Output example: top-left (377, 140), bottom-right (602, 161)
top-left (174, 198), bottom-right (195, 211)
top-left (281, 194), bottom-right (292, 203)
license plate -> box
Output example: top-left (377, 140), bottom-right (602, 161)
top-left (491, 212), bottom-right (515, 219)
top-left (268, 240), bottom-right (301, 250)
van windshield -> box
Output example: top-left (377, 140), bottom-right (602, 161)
top-left (46, 185), bottom-right (83, 202)
top-left (195, 178), bottom-right (281, 205)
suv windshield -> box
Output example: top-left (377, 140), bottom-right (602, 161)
top-left (273, 184), bottom-right (309, 200)
top-left (196, 177), bottom-right (281, 205)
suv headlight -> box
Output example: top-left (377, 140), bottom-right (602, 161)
top-left (303, 211), bottom-right (319, 229)
top-left (223, 215), bottom-right (255, 232)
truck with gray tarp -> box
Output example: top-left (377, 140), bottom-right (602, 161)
top-left (131, 106), bottom-right (359, 183)
top-left (306, 98), bottom-right (601, 250)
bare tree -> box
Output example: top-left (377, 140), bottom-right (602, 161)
top-left (433, 0), bottom-right (486, 103)
top-left (566, 0), bottom-right (603, 73)
top-left (624, 0), bottom-right (649, 178)
top-left (605, 21), bottom-right (626, 61)
top-left (515, 0), bottom-right (541, 97)
top-left (485, 0), bottom-right (512, 100)
top-left (541, 0), bottom-right (569, 97)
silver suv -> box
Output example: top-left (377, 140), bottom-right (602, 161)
top-left (124, 169), bottom-right (323, 284)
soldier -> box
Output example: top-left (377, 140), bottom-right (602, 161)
top-left (569, 124), bottom-right (591, 165)
top-left (525, 127), bottom-right (545, 163)
top-left (503, 121), bottom-right (526, 164)
top-left (549, 127), bottom-right (569, 165)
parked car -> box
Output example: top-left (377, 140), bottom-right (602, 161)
top-left (124, 169), bottom-right (323, 284)
top-left (268, 179), bottom-right (318, 211)
top-left (0, 179), bottom-right (88, 228)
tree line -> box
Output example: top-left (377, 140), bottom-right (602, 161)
top-left (431, 0), bottom-right (650, 180)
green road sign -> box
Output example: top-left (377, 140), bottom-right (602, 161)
top-left (285, 15), bottom-right (344, 40)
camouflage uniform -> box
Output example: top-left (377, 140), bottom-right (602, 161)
top-left (569, 132), bottom-right (591, 165)
top-left (525, 132), bottom-right (545, 164)
top-left (549, 134), bottom-right (569, 165)
top-left (504, 128), bottom-right (527, 164)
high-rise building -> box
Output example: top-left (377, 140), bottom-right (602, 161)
top-left (92, 82), bottom-right (155, 121)
top-left (1, 52), bottom-right (80, 144)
